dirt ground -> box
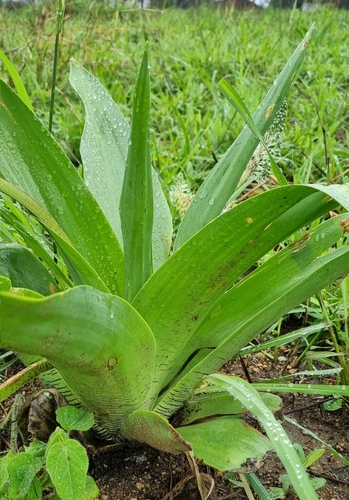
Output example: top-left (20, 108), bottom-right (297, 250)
top-left (1, 352), bottom-right (348, 500)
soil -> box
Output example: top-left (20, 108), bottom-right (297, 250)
top-left (1, 352), bottom-right (349, 500)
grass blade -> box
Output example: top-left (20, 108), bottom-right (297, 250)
top-left (284, 415), bottom-right (349, 467)
top-left (0, 50), bottom-right (33, 111)
top-left (205, 374), bottom-right (318, 500)
top-left (252, 383), bottom-right (349, 397)
top-left (218, 78), bottom-right (288, 186)
top-left (48, 0), bottom-right (65, 133)
top-left (0, 359), bottom-right (52, 403)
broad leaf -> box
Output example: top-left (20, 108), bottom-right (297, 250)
top-left (189, 213), bottom-right (349, 350)
top-left (310, 183), bottom-right (349, 211)
top-left (56, 406), bottom-right (94, 432)
top-left (121, 410), bottom-right (192, 454)
top-left (7, 452), bottom-right (43, 499)
top-left (0, 454), bottom-right (10, 491)
top-left (46, 428), bottom-right (88, 500)
top-left (84, 475), bottom-right (100, 500)
top-left (69, 59), bottom-right (172, 273)
top-left (177, 416), bottom-right (271, 471)
top-left (69, 59), bottom-right (129, 246)
top-left (175, 27), bottom-right (313, 248)
top-left (0, 286), bottom-right (156, 438)
top-left (0, 82), bottom-right (124, 296)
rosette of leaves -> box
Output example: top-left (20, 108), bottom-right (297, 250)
top-left (1, 30), bottom-right (349, 500)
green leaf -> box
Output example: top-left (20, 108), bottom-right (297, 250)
top-left (151, 169), bottom-right (172, 271)
top-left (190, 213), bottom-right (349, 351)
top-left (25, 440), bottom-right (47, 459)
top-left (311, 478), bottom-right (326, 491)
top-left (8, 452), bottom-right (43, 499)
top-left (0, 50), bottom-right (33, 111)
top-left (0, 358), bottom-right (52, 403)
top-left (252, 384), bottom-right (349, 397)
top-left (0, 286), bottom-right (156, 439)
top-left (46, 428), bottom-right (88, 500)
top-left (120, 45), bottom-right (153, 300)
top-left (302, 449), bottom-right (325, 469)
top-left (0, 243), bottom-right (58, 295)
top-left (69, 59), bottom-right (172, 273)
top-left (46, 426), bottom-right (67, 449)
top-left (0, 82), bottom-right (124, 296)
top-left (284, 415), bottom-right (349, 467)
top-left (69, 59), bottom-right (129, 246)
top-left (155, 213), bottom-right (349, 416)
top-left (56, 406), bottom-right (94, 432)
top-left (121, 410), bottom-right (192, 454)
top-left (245, 473), bottom-right (275, 500)
top-left (1, 197), bottom-right (72, 289)
top-left (205, 375), bottom-right (318, 500)
top-left (0, 179), bottom-right (111, 293)
top-left (322, 398), bottom-right (343, 411)
top-left (0, 454), bottom-right (10, 491)
top-left (280, 474), bottom-right (291, 491)
top-left (0, 276), bottom-right (11, 292)
top-left (178, 391), bottom-right (282, 425)
top-left (241, 323), bottom-right (329, 356)
top-left (134, 186), bottom-right (341, 403)
top-left (310, 183), bottom-right (349, 211)
top-left (175, 26), bottom-right (314, 249)
top-left (217, 78), bottom-right (287, 186)
top-left (83, 475), bottom-right (100, 500)
top-left (177, 416), bottom-right (271, 471)
top-left (270, 486), bottom-right (286, 499)
top-left (27, 476), bottom-right (43, 500)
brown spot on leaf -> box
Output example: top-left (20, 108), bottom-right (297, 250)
top-left (211, 279), bottom-right (227, 291)
top-left (106, 357), bottom-right (119, 370)
top-left (266, 105), bottom-right (274, 118)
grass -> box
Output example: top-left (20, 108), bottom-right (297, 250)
top-left (0, 3), bottom-right (348, 189)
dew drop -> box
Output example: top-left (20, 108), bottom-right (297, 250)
top-left (198, 189), bottom-right (208, 200)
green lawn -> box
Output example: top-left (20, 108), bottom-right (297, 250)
top-left (1, 4), bottom-right (348, 188)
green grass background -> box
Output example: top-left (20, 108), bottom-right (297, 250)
top-left (1, 4), bottom-right (348, 188)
